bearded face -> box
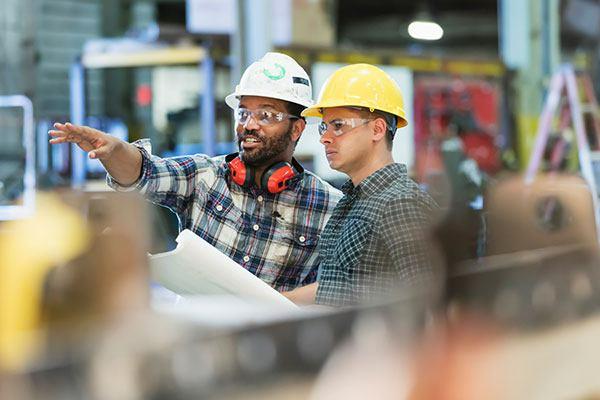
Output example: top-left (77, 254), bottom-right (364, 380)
top-left (237, 122), bottom-right (295, 166)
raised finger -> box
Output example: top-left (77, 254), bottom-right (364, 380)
top-left (52, 122), bottom-right (71, 133)
top-left (49, 137), bottom-right (68, 144)
top-left (48, 129), bottom-right (68, 138)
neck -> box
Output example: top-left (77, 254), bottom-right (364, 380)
top-left (252, 165), bottom-right (266, 187)
top-left (349, 151), bottom-right (394, 186)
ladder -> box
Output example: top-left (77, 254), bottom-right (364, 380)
top-left (525, 64), bottom-right (600, 229)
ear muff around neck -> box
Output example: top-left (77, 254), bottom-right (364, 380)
top-left (227, 154), bottom-right (254, 187)
top-left (261, 161), bottom-right (297, 194)
top-left (226, 153), bottom-right (300, 194)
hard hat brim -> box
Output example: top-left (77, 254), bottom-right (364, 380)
top-left (225, 90), bottom-right (313, 110)
top-left (301, 101), bottom-right (408, 128)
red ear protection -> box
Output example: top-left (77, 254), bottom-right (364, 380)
top-left (227, 155), bottom-right (254, 187)
top-left (226, 154), bottom-right (299, 194)
top-left (261, 162), bottom-right (296, 194)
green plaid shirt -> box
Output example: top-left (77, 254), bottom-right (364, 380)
top-left (315, 163), bottom-right (439, 307)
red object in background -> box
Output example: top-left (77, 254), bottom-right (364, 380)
top-left (461, 132), bottom-right (501, 174)
top-left (413, 77), bottom-right (502, 179)
top-left (136, 84), bottom-right (152, 107)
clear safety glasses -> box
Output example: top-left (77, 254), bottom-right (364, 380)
top-left (318, 118), bottom-right (372, 137)
top-left (235, 108), bottom-right (298, 126)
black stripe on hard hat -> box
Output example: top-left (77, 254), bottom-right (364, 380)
top-left (293, 77), bottom-right (310, 86)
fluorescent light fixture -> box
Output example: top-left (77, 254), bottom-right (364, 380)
top-left (408, 20), bottom-right (444, 41)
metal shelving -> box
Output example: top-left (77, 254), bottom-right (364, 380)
top-left (69, 44), bottom-right (218, 186)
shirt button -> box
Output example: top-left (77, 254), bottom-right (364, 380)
top-left (253, 224), bottom-right (259, 231)
top-left (243, 255), bottom-right (250, 262)
top-left (257, 195), bottom-right (263, 203)
top-left (215, 204), bottom-right (223, 212)
top-left (299, 235), bottom-right (306, 243)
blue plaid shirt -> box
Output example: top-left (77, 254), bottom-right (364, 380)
top-left (108, 139), bottom-right (342, 291)
top-left (316, 163), bottom-right (439, 306)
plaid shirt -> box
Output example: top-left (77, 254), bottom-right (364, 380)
top-left (107, 139), bottom-right (341, 291)
top-left (315, 163), bottom-right (439, 307)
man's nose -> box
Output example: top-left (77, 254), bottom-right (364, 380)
top-left (319, 130), bottom-right (334, 144)
top-left (242, 114), bottom-right (260, 130)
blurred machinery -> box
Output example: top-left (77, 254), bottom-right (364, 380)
top-left (526, 64), bottom-right (600, 233)
top-left (414, 76), bottom-right (503, 181)
top-left (2, 173), bottom-right (600, 398)
top-left (69, 42), bottom-right (235, 187)
top-left (0, 95), bottom-right (35, 220)
top-left (0, 191), bottom-right (150, 372)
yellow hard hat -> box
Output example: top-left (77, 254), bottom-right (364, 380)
top-left (302, 63), bottom-right (408, 128)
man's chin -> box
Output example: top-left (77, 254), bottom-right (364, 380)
top-left (240, 151), bottom-right (267, 167)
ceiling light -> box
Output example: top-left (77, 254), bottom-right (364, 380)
top-left (408, 20), bottom-right (444, 41)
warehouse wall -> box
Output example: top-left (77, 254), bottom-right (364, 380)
top-left (0, 0), bottom-right (107, 118)
top-left (0, 0), bottom-right (35, 97)
top-left (34, 0), bottom-right (105, 119)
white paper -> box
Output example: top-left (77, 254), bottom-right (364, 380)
top-left (149, 229), bottom-right (297, 309)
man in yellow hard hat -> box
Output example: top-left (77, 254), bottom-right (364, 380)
top-left (282, 63), bottom-right (440, 307)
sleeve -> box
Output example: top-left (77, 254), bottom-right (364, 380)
top-left (379, 196), bottom-right (439, 288)
top-left (106, 139), bottom-right (218, 215)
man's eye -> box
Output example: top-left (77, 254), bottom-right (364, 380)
top-left (238, 110), bottom-right (250, 119)
top-left (332, 122), bottom-right (345, 130)
top-left (258, 111), bottom-right (273, 121)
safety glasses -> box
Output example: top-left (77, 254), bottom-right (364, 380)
top-left (318, 118), bottom-right (372, 137)
top-left (235, 108), bottom-right (298, 126)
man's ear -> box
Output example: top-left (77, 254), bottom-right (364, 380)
top-left (372, 117), bottom-right (388, 143)
top-left (291, 118), bottom-right (306, 142)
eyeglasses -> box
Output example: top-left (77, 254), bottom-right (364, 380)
top-left (235, 108), bottom-right (298, 126)
top-left (318, 118), bottom-right (372, 137)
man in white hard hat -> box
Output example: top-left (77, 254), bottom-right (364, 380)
top-left (49, 52), bottom-right (341, 292)
top-left (282, 64), bottom-right (439, 307)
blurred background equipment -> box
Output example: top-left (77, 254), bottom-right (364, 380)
top-left (0, 193), bottom-right (90, 371)
top-left (0, 95), bottom-right (35, 220)
top-left (486, 174), bottom-right (597, 255)
top-left (525, 64), bottom-right (600, 230)
top-left (68, 43), bottom-right (234, 187)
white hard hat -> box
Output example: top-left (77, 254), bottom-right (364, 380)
top-left (225, 52), bottom-right (313, 109)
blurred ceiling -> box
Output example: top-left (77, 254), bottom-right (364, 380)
top-left (336, 0), bottom-right (499, 55)
top-left (336, 0), bottom-right (600, 57)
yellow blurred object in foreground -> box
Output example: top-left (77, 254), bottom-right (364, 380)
top-left (0, 193), bottom-right (90, 371)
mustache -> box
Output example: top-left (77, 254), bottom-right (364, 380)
top-left (238, 129), bottom-right (263, 142)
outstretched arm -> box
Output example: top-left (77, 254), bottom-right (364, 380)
top-left (49, 122), bottom-right (142, 186)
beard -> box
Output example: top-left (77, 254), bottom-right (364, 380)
top-left (238, 123), bottom-right (294, 166)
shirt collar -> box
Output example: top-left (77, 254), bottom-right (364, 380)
top-left (341, 163), bottom-right (408, 197)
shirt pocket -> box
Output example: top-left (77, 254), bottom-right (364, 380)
top-left (203, 191), bottom-right (244, 232)
top-left (270, 224), bottom-right (319, 283)
top-left (335, 218), bottom-right (374, 275)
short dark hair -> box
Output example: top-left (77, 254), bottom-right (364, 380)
top-left (375, 111), bottom-right (397, 150)
top-left (285, 102), bottom-right (307, 149)
top-left (285, 102), bottom-right (306, 120)
top-left (353, 107), bottom-right (397, 150)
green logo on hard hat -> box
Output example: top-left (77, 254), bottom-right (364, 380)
top-left (263, 63), bottom-right (286, 80)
